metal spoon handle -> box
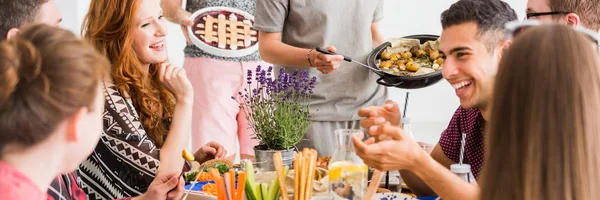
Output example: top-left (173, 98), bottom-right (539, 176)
top-left (315, 47), bottom-right (352, 62)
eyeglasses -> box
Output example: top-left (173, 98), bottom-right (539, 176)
top-left (526, 11), bottom-right (570, 19)
top-left (504, 20), bottom-right (600, 48)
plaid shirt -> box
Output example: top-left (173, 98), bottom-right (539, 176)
top-left (48, 172), bottom-right (131, 200)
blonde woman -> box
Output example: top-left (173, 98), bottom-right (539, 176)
top-left (482, 23), bottom-right (600, 199)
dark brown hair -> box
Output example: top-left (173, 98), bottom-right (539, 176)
top-left (0, 0), bottom-right (48, 41)
top-left (441, 0), bottom-right (518, 51)
top-left (550, 0), bottom-right (600, 31)
top-left (0, 24), bottom-right (109, 152)
top-left (481, 24), bottom-right (600, 200)
top-left (82, 0), bottom-right (175, 147)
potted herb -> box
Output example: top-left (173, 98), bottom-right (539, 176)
top-left (234, 66), bottom-right (316, 171)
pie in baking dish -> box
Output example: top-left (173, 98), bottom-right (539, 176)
top-left (192, 10), bottom-right (259, 51)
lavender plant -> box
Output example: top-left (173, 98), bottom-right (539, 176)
top-left (233, 66), bottom-right (317, 150)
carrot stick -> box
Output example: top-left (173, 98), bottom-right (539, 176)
top-left (224, 172), bottom-right (233, 200)
top-left (273, 152), bottom-right (289, 200)
top-left (229, 169), bottom-right (236, 197)
top-left (210, 168), bottom-right (226, 200)
top-left (235, 172), bottom-right (246, 200)
top-left (366, 170), bottom-right (384, 200)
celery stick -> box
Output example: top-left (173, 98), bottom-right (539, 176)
top-left (245, 180), bottom-right (257, 200)
top-left (244, 160), bottom-right (258, 200)
top-left (265, 179), bottom-right (277, 200)
top-left (260, 183), bottom-right (269, 200)
top-left (245, 160), bottom-right (256, 183)
top-left (255, 184), bottom-right (263, 200)
top-left (265, 166), bottom-right (289, 200)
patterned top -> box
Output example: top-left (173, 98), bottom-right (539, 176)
top-left (0, 161), bottom-right (51, 200)
top-left (184, 0), bottom-right (262, 62)
top-left (439, 107), bottom-right (486, 178)
top-left (77, 80), bottom-right (162, 200)
top-left (48, 172), bottom-right (130, 200)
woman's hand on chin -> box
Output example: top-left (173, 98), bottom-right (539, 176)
top-left (158, 63), bottom-right (194, 103)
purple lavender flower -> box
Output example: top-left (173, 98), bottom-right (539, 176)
top-left (267, 66), bottom-right (273, 76)
top-left (233, 65), bottom-right (319, 147)
top-left (247, 70), bottom-right (253, 84)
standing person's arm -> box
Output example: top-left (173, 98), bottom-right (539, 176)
top-left (156, 63), bottom-right (194, 175)
top-left (371, 0), bottom-right (385, 47)
top-left (258, 33), bottom-right (343, 74)
top-left (371, 22), bottom-right (386, 47)
top-left (254, 0), bottom-right (343, 74)
top-left (161, 0), bottom-right (193, 43)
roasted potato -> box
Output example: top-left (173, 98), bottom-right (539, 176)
top-left (381, 52), bottom-right (392, 60)
top-left (380, 60), bottom-right (393, 68)
top-left (389, 53), bottom-right (399, 61)
top-left (395, 53), bottom-right (403, 60)
top-left (401, 51), bottom-right (412, 59)
top-left (410, 46), bottom-right (420, 55)
top-left (406, 61), bottom-right (421, 72)
top-left (435, 57), bottom-right (444, 65)
top-left (415, 49), bottom-right (427, 57)
top-left (430, 50), bottom-right (441, 60)
top-left (423, 47), bottom-right (434, 54)
top-left (396, 59), bottom-right (408, 65)
top-left (399, 64), bottom-right (407, 71)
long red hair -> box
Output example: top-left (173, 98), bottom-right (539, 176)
top-left (82, 0), bottom-right (175, 147)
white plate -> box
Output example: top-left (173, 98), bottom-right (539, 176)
top-left (309, 193), bottom-right (417, 200)
top-left (184, 192), bottom-right (217, 200)
top-left (373, 192), bottom-right (418, 200)
top-left (187, 6), bottom-right (259, 58)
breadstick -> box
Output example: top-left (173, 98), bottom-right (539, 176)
top-left (304, 151), bottom-right (316, 200)
top-left (306, 150), bottom-right (318, 199)
top-left (293, 153), bottom-right (301, 200)
top-left (366, 170), bottom-right (384, 200)
top-left (302, 148), bottom-right (309, 157)
top-left (273, 152), bottom-right (289, 200)
top-left (301, 153), bottom-right (312, 200)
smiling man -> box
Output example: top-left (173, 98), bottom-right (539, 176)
top-left (0, 0), bottom-right (63, 41)
top-left (526, 0), bottom-right (600, 31)
top-left (352, 0), bottom-right (517, 199)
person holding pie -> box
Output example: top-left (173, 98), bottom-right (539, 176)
top-left (162, 0), bottom-right (265, 161)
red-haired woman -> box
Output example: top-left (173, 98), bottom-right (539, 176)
top-left (77, 0), bottom-right (226, 199)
